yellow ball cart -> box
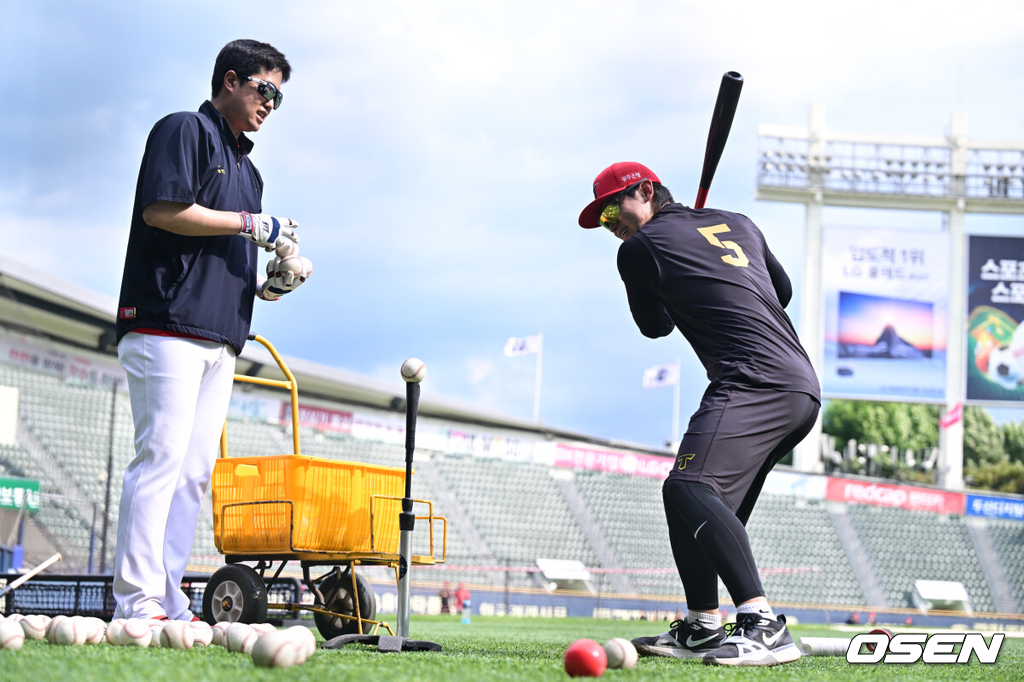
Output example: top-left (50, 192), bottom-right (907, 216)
top-left (203, 334), bottom-right (446, 646)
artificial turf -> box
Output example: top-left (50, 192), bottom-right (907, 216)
top-left (1, 615), bottom-right (1020, 681)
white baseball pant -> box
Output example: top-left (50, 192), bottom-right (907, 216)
top-left (113, 332), bottom-right (236, 620)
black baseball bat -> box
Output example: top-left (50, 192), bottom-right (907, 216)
top-left (695, 71), bottom-right (743, 209)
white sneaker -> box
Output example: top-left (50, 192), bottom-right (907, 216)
top-left (702, 613), bottom-right (801, 666)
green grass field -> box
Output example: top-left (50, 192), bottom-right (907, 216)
top-left (2, 616), bottom-right (1022, 681)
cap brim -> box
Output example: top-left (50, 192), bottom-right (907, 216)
top-left (578, 192), bottom-right (617, 229)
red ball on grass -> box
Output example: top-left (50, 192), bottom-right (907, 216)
top-left (564, 639), bottom-right (607, 678)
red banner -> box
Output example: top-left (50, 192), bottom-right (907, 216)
top-left (280, 403), bottom-right (354, 433)
top-left (826, 477), bottom-right (964, 514)
top-left (554, 444), bottom-right (673, 479)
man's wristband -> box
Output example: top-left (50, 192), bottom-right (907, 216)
top-left (239, 211), bottom-right (254, 235)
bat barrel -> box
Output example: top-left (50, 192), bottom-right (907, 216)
top-left (695, 71), bottom-right (744, 208)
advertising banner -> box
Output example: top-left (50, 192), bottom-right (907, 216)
top-left (553, 444), bottom-right (674, 479)
top-left (0, 335), bottom-right (124, 387)
top-left (821, 227), bottom-right (949, 401)
top-left (761, 471), bottom-right (827, 499)
top-left (826, 477), bottom-right (964, 514)
top-left (280, 402), bottom-right (355, 433)
top-left (0, 476), bottom-right (40, 512)
top-left (965, 493), bottom-right (1024, 521)
top-left (966, 236), bottom-right (1024, 403)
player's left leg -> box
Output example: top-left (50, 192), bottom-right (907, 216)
top-left (702, 392), bottom-right (819, 666)
top-left (161, 342), bottom-right (237, 621)
top-left (632, 504), bottom-right (726, 659)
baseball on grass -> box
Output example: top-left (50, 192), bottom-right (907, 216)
top-left (286, 625), bottom-right (317, 662)
top-left (564, 639), bottom-right (607, 678)
top-left (401, 358), bottom-right (426, 383)
top-left (85, 617), bottom-right (106, 644)
top-left (0, 620), bottom-right (25, 651)
top-left (118, 618), bottom-right (152, 647)
top-left (19, 615), bottom-right (48, 641)
top-left (226, 622), bottom-right (259, 654)
top-left (211, 621), bottom-right (232, 647)
top-left (250, 622), bottom-right (277, 636)
top-left (189, 620), bottom-right (214, 647)
top-left (148, 621), bottom-right (165, 647)
top-left (53, 616), bottom-right (87, 646)
top-left (603, 638), bottom-right (637, 670)
top-left (45, 614), bottom-right (67, 643)
top-left (251, 630), bottom-right (302, 668)
top-left (105, 619), bottom-right (126, 645)
top-left (159, 620), bottom-right (195, 649)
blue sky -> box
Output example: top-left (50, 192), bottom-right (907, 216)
top-left (5, 1), bottom-right (1024, 448)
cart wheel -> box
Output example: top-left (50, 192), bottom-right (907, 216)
top-left (203, 564), bottom-right (268, 625)
top-left (313, 571), bottom-right (376, 639)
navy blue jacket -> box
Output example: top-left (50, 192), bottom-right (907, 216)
top-left (115, 101), bottom-right (262, 354)
top-left (618, 203), bottom-right (820, 399)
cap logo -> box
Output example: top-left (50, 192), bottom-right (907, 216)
top-left (621, 171), bottom-right (642, 183)
top-left (593, 181), bottom-right (600, 199)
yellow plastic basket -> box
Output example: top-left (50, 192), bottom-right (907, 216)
top-left (211, 455), bottom-right (405, 555)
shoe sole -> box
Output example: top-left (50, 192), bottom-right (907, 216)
top-left (703, 643), bottom-right (802, 666)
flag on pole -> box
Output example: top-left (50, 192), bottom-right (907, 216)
top-left (940, 402), bottom-right (962, 429)
top-left (504, 334), bottom-right (542, 357)
top-left (642, 364), bottom-right (679, 388)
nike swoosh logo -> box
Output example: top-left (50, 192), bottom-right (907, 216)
top-left (762, 629), bottom-right (785, 646)
top-left (685, 633), bottom-right (719, 647)
top-left (694, 520), bottom-right (708, 538)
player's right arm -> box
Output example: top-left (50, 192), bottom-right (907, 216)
top-left (764, 243), bottom-right (792, 308)
top-left (143, 201), bottom-right (246, 236)
top-left (144, 201), bottom-right (298, 252)
top-left (139, 113), bottom-right (297, 250)
top-left (618, 238), bottom-right (674, 339)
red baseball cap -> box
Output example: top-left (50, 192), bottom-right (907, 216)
top-left (578, 162), bottom-right (660, 228)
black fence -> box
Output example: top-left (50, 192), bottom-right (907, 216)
top-left (0, 573), bottom-right (302, 620)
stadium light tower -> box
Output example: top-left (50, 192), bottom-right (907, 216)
top-left (757, 104), bottom-right (1024, 490)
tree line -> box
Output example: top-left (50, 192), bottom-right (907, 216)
top-left (822, 400), bottom-right (1024, 494)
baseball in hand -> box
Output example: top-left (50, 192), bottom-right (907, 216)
top-left (401, 358), bottom-right (426, 383)
top-left (275, 239), bottom-right (298, 258)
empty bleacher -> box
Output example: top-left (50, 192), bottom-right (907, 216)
top-left (847, 504), bottom-right (996, 612)
top-left (574, 469), bottom-right (680, 596)
top-left (746, 495), bottom-right (864, 606)
top-left (3, 355), bottom-right (1022, 616)
top-left (435, 453), bottom-right (600, 588)
top-left (986, 519), bottom-right (1024, 611)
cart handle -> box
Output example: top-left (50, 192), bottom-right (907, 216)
top-left (369, 494), bottom-right (448, 563)
top-left (220, 334), bottom-right (301, 458)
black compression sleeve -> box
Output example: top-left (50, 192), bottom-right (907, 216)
top-left (617, 238), bottom-right (674, 339)
top-left (765, 245), bottom-right (792, 308)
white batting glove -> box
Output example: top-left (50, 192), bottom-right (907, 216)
top-left (239, 211), bottom-right (299, 252)
top-left (259, 255), bottom-right (313, 301)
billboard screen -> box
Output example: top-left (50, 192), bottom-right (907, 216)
top-left (821, 227), bottom-right (950, 401)
top-left (966, 235), bottom-right (1024, 403)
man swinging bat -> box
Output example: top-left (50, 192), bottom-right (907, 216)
top-left (577, 161), bottom-right (820, 666)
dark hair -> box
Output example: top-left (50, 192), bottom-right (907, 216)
top-left (624, 181), bottom-right (674, 211)
top-left (211, 39), bottom-right (291, 98)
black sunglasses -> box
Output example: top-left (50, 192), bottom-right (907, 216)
top-left (243, 76), bottom-right (284, 110)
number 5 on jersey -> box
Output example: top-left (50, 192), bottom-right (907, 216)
top-left (697, 224), bottom-right (749, 268)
